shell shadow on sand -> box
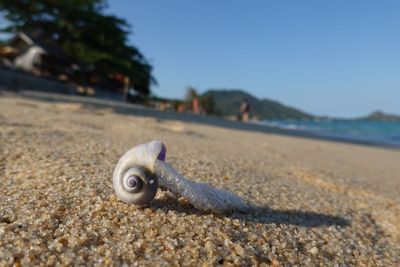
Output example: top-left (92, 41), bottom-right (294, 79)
top-left (148, 195), bottom-right (351, 228)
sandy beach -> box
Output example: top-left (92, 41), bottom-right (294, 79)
top-left (1, 93), bottom-right (400, 266)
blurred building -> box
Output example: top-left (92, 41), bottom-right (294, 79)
top-left (0, 32), bottom-right (135, 101)
top-left (0, 32), bottom-right (79, 79)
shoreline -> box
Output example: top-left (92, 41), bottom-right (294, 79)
top-left (1, 89), bottom-right (399, 150)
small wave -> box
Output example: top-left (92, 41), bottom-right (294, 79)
top-left (259, 121), bottom-right (317, 131)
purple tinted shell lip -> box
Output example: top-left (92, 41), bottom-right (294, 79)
top-left (157, 143), bottom-right (166, 161)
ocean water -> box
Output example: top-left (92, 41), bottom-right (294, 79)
top-left (259, 119), bottom-right (400, 147)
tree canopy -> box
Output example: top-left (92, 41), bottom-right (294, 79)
top-left (0, 0), bottom-right (155, 95)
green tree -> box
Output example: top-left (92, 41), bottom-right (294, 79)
top-left (200, 94), bottom-right (215, 115)
top-left (0, 0), bottom-right (155, 95)
top-left (185, 86), bottom-right (198, 102)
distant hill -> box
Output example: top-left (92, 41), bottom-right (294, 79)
top-left (202, 89), bottom-right (314, 120)
top-left (358, 111), bottom-right (400, 122)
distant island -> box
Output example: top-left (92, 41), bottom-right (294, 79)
top-left (357, 111), bottom-right (400, 122)
top-left (202, 89), bottom-right (314, 120)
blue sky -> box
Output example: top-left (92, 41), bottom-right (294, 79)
top-left (113, 1), bottom-right (396, 116)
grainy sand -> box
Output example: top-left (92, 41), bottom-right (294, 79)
top-left (1, 94), bottom-right (400, 266)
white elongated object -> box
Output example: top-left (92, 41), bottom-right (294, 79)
top-left (113, 140), bottom-right (254, 214)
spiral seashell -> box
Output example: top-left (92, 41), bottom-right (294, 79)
top-left (113, 140), bottom-right (164, 205)
top-left (113, 140), bottom-right (254, 214)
